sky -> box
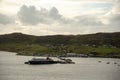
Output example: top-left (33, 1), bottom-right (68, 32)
top-left (0, 0), bottom-right (120, 35)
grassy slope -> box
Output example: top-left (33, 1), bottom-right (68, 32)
top-left (68, 45), bottom-right (120, 56)
top-left (0, 43), bottom-right (53, 55)
top-left (0, 43), bottom-right (120, 57)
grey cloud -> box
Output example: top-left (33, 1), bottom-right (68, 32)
top-left (74, 15), bottom-right (103, 27)
top-left (112, 0), bottom-right (120, 25)
top-left (106, 0), bottom-right (120, 27)
top-left (17, 5), bottom-right (104, 27)
top-left (49, 7), bottom-right (62, 20)
top-left (107, 13), bottom-right (120, 26)
top-left (17, 5), bottom-right (63, 25)
top-left (17, 5), bottom-right (40, 25)
top-left (0, 13), bottom-right (14, 25)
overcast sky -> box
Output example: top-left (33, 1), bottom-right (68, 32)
top-left (0, 0), bottom-right (120, 35)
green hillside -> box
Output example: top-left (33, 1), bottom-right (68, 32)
top-left (0, 32), bottom-right (120, 57)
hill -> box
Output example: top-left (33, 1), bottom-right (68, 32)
top-left (0, 32), bottom-right (120, 47)
top-left (0, 32), bottom-right (120, 57)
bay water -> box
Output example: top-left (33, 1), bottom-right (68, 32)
top-left (0, 51), bottom-right (120, 80)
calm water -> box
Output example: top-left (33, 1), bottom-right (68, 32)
top-left (0, 51), bottom-right (120, 80)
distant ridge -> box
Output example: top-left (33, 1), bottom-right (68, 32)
top-left (1, 32), bottom-right (120, 36)
top-left (0, 32), bottom-right (120, 47)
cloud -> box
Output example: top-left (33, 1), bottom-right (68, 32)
top-left (17, 5), bottom-right (64, 25)
top-left (73, 15), bottom-right (103, 27)
top-left (17, 4), bottom-right (113, 35)
top-left (103, 0), bottom-right (120, 27)
top-left (49, 7), bottom-right (62, 20)
top-left (64, 0), bottom-right (113, 1)
top-left (116, 0), bottom-right (120, 12)
top-left (108, 13), bottom-right (120, 26)
top-left (110, 0), bottom-right (120, 26)
top-left (1, 0), bottom-right (119, 36)
top-left (0, 13), bottom-right (14, 25)
top-left (112, 0), bottom-right (120, 13)
top-left (63, 0), bottom-right (114, 4)
top-left (17, 5), bottom-right (40, 25)
top-left (17, 5), bottom-right (104, 27)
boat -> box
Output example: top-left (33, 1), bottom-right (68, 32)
top-left (25, 57), bottom-right (75, 65)
top-left (25, 57), bottom-right (58, 64)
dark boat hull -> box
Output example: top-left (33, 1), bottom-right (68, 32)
top-left (25, 57), bottom-right (75, 65)
top-left (28, 60), bottom-right (58, 64)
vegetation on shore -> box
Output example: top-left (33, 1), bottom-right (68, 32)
top-left (0, 32), bottom-right (120, 57)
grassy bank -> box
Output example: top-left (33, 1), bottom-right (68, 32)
top-left (0, 43), bottom-right (120, 57)
top-left (67, 45), bottom-right (120, 57)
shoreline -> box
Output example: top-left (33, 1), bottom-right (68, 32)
top-left (0, 50), bottom-right (120, 58)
